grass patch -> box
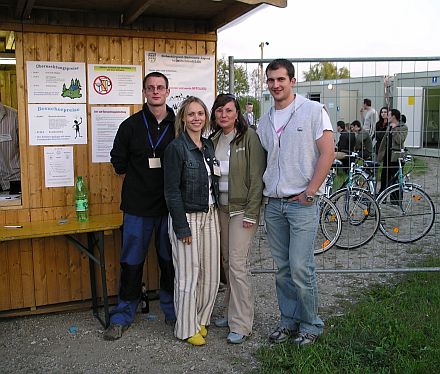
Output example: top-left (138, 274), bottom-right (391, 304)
top-left (410, 156), bottom-right (429, 176)
top-left (254, 257), bottom-right (440, 373)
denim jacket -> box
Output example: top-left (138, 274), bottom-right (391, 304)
top-left (164, 132), bottom-right (219, 239)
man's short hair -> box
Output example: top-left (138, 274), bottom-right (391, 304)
top-left (246, 102), bottom-right (253, 106)
top-left (390, 108), bottom-right (401, 121)
top-left (266, 59), bottom-right (295, 80)
top-left (351, 120), bottom-right (362, 128)
top-left (363, 98), bottom-right (372, 106)
top-left (143, 71), bottom-right (169, 89)
top-left (337, 120), bottom-right (346, 129)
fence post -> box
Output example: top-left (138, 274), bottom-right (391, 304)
top-left (228, 56), bottom-right (235, 94)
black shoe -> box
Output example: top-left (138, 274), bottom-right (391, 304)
top-left (268, 326), bottom-right (298, 344)
top-left (165, 318), bottom-right (176, 326)
top-left (103, 324), bottom-right (129, 341)
top-left (292, 332), bottom-right (318, 346)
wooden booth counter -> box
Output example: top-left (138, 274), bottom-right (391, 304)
top-left (0, 214), bottom-right (123, 326)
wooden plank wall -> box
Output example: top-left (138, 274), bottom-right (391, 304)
top-left (0, 29), bottom-right (216, 313)
top-left (0, 69), bottom-right (17, 108)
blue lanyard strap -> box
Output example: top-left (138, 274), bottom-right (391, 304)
top-left (142, 111), bottom-right (170, 157)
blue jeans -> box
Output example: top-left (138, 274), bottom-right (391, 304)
top-left (265, 198), bottom-right (324, 336)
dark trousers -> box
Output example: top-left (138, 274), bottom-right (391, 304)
top-left (379, 161), bottom-right (399, 200)
top-left (109, 213), bottom-right (175, 326)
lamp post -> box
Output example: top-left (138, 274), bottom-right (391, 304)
top-left (259, 42), bottom-right (269, 101)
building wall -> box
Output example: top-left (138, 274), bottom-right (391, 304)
top-left (0, 27), bottom-right (216, 314)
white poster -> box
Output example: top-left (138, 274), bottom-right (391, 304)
top-left (91, 106), bottom-right (130, 163)
top-left (28, 104), bottom-right (87, 145)
top-left (87, 64), bottom-right (143, 104)
top-left (26, 61), bottom-right (86, 103)
top-left (44, 146), bottom-right (74, 187)
top-left (145, 51), bottom-right (215, 111)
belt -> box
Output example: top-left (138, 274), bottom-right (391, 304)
top-left (282, 194), bottom-right (299, 199)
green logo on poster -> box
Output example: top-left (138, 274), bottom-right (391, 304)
top-left (61, 78), bottom-right (82, 99)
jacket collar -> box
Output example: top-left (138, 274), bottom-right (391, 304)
top-left (142, 103), bottom-right (175, 124)
top-left (181, 131), bottom-right (209, 151)
top-left (268, 93), bottom-right (307, 122)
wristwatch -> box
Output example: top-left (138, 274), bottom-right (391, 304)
top-left (304, 193), bottom-right (315, 203)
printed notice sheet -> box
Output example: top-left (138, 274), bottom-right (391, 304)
top-left (88, 64), bottom-right (142, 104)
top-left (44, 146), bottom-right (74, 187)
top-left (145, 51), bottom-right (215, 111)
top-left (91, 106), bottom-right (130, 163)
top-left (27, 61), bottom-right (86, 103)
top-left (28, 104), bottom-right (87, 145)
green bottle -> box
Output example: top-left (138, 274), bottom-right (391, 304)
top-left (75, 176), bottom-right (89, 222)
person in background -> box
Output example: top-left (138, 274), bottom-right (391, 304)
top-left (257, 59), bottom-right (334, 346)
top-left (377, 109), bottom-right (408, 198)
top-left (164, 96), bottom-right (220, 347)
top-left (335, 120), bottom-right (356, 168)
top-left (106, 72), bottom-right (176, 340)
top-left (351, 120), bottom-right (373, 160)
top-left (245, 102), bottom-right (256, 130)
top-left (375, 107), bottom-right (389, 156)
top-left (360, 98), bottom-right (377, 140)
top-left (209, 93), bottom-right (265, 344)
top-left (0, 103), bottom-right (21, 194)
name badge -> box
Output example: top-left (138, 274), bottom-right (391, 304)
top-left (149, 158), bottom-right (161, 168)
top-left (213, 165), bottom-right (221, 177)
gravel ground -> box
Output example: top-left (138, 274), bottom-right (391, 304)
top-left (1, 157), bottom-right (438, 374)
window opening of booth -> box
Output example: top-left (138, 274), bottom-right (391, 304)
top-left (0, 30), bottom-right (21, 207)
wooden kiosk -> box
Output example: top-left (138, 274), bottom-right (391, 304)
top-left (0, 0), bottom-right (286, 319)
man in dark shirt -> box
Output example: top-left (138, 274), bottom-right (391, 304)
top-left (335, 121), bottom-right (355, 168)
top-left (105, 72), bottom-right (176, 340)
top-left (351, 120), bottom-right (373, 160)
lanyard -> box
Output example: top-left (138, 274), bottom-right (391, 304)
top-left (142, 111), bottom-right (170, 157)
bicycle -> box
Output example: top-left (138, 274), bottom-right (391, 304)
top-left (325, 153), bottom-right (376, 197)
top-left (314, 195), bottom-right (342, 255)
top-left (326, 155), bottom-right (381, 250)
top-left (375, 151), bottom-right (435, 243)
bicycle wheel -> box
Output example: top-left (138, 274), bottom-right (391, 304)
top-left (377, 183), bottom-right (435, 242)
top-left (352, 171), bottom-right (375, 194)
top-left (314, 196), bottom-right (342, 255)
top-left (330, 187), bottom-right (381, 249)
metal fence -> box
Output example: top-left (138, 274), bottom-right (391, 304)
top-left (227, 56), bottom-right (440, 273)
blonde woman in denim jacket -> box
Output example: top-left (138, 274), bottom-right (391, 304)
top-left (164, 96), bottom-right (220, 347)
top-left (209, 94), bottom-right (266, 344)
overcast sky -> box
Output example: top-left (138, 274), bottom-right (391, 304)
top-left (217, 0), bottom-right (440, 60)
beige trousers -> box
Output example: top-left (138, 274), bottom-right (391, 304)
top-left (169, 206), bottom-right (220, 340)
top-left (218, 208), bottom-right (257, 336)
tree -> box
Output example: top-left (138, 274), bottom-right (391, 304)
top-left (303, 62), bottom-right (350, 81)
top-left (216, 58), bottom-right (249, 96)
top-left (249, 68), bottom-right (260, 98)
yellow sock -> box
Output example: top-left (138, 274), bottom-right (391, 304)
top-left (199, 325), bottom-right (208, 338)
top-left (187, 332), bottom-right (206, 346)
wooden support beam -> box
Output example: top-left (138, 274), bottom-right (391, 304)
top-left (14, 0), bottom-right (35, 19)
top-left (22, 0), bottom-right (36, 19)
top-left (122, 0), bottom-right (157, 26)
top-left (14, 0), bottom-right (27, 19)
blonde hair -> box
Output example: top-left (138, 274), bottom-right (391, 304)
top-left (175, 96), bottom-right (210, 137)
